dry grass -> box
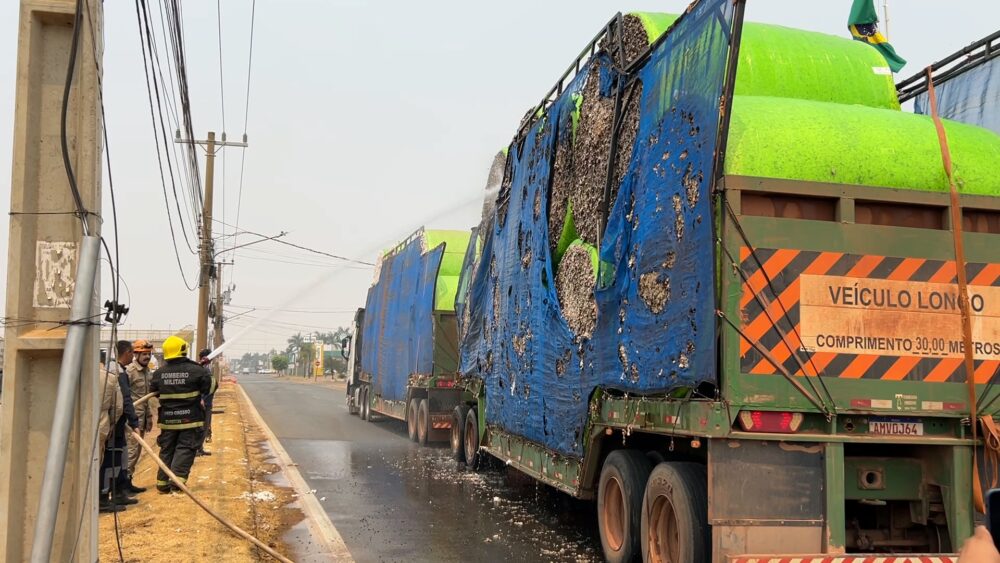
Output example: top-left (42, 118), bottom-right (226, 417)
top-left (98, 384), bottom-right (301, 563)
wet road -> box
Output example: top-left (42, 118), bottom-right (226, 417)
top-left (238, 373), bottom-right (602, 563)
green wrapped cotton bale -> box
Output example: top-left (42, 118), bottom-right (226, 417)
top-left (424, 230), bottom-right (470, 311)
top-left (725, 95), bottom-right (1000, 194)
top-left (626, 12), bottom-right (899, 109)
top-left (425, 230), bottom-right (470, 277)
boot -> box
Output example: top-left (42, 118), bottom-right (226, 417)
top-left (196, 448), bottom-right (212, 456)
top-left (99, 497), bottom-right (125, 513)
top-left (124, 480), bottom-right (147, 494)
top-left (111, 492), bottom-right (138, 506)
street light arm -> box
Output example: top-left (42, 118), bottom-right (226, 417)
top-left (214, 231), bottom-right (287, 260)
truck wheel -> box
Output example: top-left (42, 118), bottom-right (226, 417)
top-left (349, 387), bottom-right (360, 415)
top-left (640, 462), bottom-right (709, 563)
top-left (464, 406), bottom-right (480, 469)
top-left (417, 399), bottom-right (430, 446)
top-left (451, 405), bottom-right (467, 462)
top-left (360, 387), bottom-right (370, 421)
top-left (598, 450), bottom-right (653, 563)
top-left (406, 399), bottom-right (418, 442)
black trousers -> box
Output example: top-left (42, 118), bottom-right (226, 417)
top-left (100, 416), bottom-right (130, 495)
top-left (156, 427), bottom-right (201, 487)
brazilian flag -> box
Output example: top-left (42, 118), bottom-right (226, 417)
top-left (848, 0), bottom-right (906, 73)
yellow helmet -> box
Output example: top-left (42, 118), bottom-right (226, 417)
top-left (162, 335), bottom-right (189, 360)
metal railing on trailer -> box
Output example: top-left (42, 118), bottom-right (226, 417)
top-left (896, 28), bottom-right (1000, 103)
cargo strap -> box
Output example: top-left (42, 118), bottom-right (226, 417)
top-left (925, 67), bottom-right (984, 513)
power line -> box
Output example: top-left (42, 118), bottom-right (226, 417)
top-left (230, 0), bottom-right (257, 287)
top-left (216, 0), bottom-right (227, 135)
top-left (61, 0), bottom-right (91, 236)
top-left (135, 0), bottom-right (198, 290)
top-left (213, 220), bottom-right (373, 267)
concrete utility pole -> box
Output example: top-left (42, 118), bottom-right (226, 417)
top-left (0, 1), bottom-right (103, 561)
top-left (175, 131), bottom-right (246, 354)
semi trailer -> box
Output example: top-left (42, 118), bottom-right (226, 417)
top-left (445, 3), bottom-right (1000, 563)
top-left (350, 228), bottom-right (472, 445)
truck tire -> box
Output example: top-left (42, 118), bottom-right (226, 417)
top-left (451, 405), bottom-right (467, 462)
top-left (348, 387), bottom-right (360, 416)
top-left (464, 406), bottom-right (480, 470)
top-left (640, 462), bottom-right (709, 563)
top-left (360, 387), bottom-right (370, 421)
top-left (597, 450), bottom-right (653, 563)
top-left (407, 398), bottom-right (418, 442)
top-left (417, 399), bottom-right (430, 445)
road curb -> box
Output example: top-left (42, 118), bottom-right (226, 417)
top-left (235, 383), bottom-right (354, 562)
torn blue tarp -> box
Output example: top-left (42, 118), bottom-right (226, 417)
top-left (460, 0), bottom-right (736, 457)
top-left (362, 233), bottom-right (444, 401)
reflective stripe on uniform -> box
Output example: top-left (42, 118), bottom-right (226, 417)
top-left (158, 421), bottom-right (204, 430)
top-left (159, 390), bottom-right (202, 400)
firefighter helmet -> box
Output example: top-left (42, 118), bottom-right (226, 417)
top-left (162, 335), bottom-right (189, 360)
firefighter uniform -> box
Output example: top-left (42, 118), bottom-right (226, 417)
top-left (151, 336), bottom-right (214, 493)
top-left (126, 340), bottom-right (156, 475)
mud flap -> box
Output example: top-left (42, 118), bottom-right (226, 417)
top-left (708, 438), bottom-right (825, 559)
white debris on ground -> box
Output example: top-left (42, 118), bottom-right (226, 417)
top-left (239, 490), bottom-right (277, 502)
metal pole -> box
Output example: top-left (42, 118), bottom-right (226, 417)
top-left (29, 235), bottom-right (101, 563)
top-left (214, 263), bottom-right (224, 380)
top-left (196, 132), bottom-right (217, 355)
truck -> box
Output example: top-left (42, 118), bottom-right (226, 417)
top-left (350, 228), bottom-right (472, 445)
top-left (445, 4), bottom-right (1000, 563)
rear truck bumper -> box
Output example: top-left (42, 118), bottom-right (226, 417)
top-left (729, 556), bottom-right (956, 562)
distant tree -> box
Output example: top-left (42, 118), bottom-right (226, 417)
top-left (271, 355), bottom-right (289, 372)
top-left (286, 332), bottom-right (304, 354)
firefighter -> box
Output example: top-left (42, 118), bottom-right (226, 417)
top-left (150, 335), bottom-right (214, 493)
top-left (125, 339), bottom-right (156, 479)
top-left (98, 355), bottom-right (125, 513)
top-left (197, 348), bottom-right (215, 456)
top-left (99, 341), bottom-right (141, 509)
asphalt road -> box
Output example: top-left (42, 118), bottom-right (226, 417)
top-left (238, 373), bottom-right (602, 563)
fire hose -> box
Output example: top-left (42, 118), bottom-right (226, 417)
top-left (130, 393), bottom-right (293, 563)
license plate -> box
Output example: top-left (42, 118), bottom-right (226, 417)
top-left (868, 417), bottom-right (923, 436)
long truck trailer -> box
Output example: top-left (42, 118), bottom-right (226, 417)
top-left (349, 228), bottom-right (472, 444)
top-left (445, 4), bottom-right (1000, 563)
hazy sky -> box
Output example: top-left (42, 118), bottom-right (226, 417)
top-left (0, 1), bottom-right (996, 356)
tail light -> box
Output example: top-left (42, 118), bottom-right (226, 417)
top-left (435, 379), bottom-right (456, 388)
top-left (737, 410), bottom-right (803, 433)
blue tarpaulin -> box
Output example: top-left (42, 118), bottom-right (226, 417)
top-left (915, 55), bottom-right (1000, 137)
top-left (460, 0), bottom-right (736, 457)
top-left (362, 233), bottom-right (444, 401)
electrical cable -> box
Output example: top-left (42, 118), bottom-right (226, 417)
top-left (138, 0), bottom-right (199, 253)
top-left (136, 0), bottom-right (198, 290)
top-left (230, 0), bottom-right (257, 286)
top-left (213, 221), bottom-right (373, 267)
top-left (61, 0), bottom-right (91, 236)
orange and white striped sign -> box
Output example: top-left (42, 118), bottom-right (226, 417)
top-left (739, 247), bottom-right (1000, 383)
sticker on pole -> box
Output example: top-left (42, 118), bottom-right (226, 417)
top-left (867, 416), bottom-right (923, 436)
top-left (34, 241), bottom-right (78, 308)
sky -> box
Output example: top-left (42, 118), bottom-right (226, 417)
top-left (0, 1), bottom-right (997, 357)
